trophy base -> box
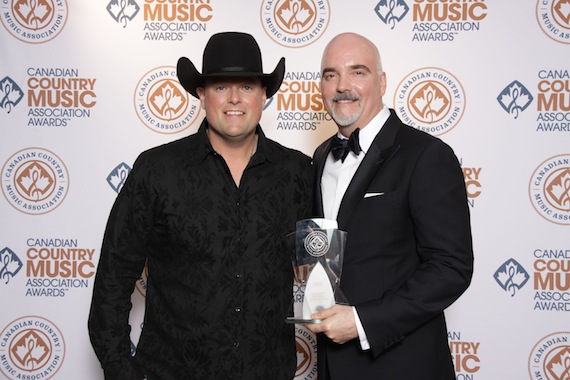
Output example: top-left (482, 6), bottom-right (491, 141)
top-left (285, 317), bottom-right (322, 324)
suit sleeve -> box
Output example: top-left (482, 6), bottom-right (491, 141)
top-left (87, 154), bottom-right (153, 380)
top-left (357, 139), bottom-right (474, 357)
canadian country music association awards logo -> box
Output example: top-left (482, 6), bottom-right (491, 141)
top-left (0, 247), bottom-right (24, 284)
top-left (498, 70), bottom-right (570, 132)
top-left (375, 0), bottom-right (409, 29)
top-left (272, 71), bottom-right (332, 131)
top-left (1, 147), bottom-right (70, 215)
top-left (0, 77), bottom-right (25, 114)
top-left (134, 66), bottom-right (202, 134)
top-left (528, 331), bottom-right (570, 380)
top-left (294, 325), bottom-right (317, 380)
top-left (0, 316), bottom-right (65, 379)
top-left (394, 67), bottom-right (466, 136)
top-left (493, 258), bottom-right (530, 297)
top-left (107, 0), bottom-right (140, 28)
top-left (26, 67), bottom-right (97, 127)
top-left (375, 0), bottom-right (488, 41)
top-left (497, 80), bottom-right (534, 119)
top-left (106, 162), bottom-right (132, 193)
top-left (528, 154), bottom-right (570, 225)
top-left (0, 0), bottom-right (68, 43)
top-left (106, 0), bottom-right (213, 40)
top-left (536, 0), bottom-right (570, 44)
top-left (260, 0), bottom-right (330, 48)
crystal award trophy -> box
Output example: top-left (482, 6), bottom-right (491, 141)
top-left (286, 219), bottom-right (348, 324)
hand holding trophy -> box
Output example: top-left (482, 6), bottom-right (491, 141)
top-left (286, 219), bottom-right (348, 324)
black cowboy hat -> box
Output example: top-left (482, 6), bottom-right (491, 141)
top-left (177, 32), bottom-right (285, 99)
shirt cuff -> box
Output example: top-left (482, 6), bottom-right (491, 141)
top-left (352, 306), bottom-right (370, 351)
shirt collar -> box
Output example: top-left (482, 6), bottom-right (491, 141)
top-left (194, 118), bottom-right (276, 163)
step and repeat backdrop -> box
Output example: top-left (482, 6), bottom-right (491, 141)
top-left (1, 1), bottom-right (569, 379)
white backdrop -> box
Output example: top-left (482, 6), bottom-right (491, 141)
top-left (1, 1), bottom-right (569, 379)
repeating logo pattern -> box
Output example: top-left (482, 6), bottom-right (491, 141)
top-left (461, 162), bottom-right (483, 208)
top-left (394, 67), bottom-right (466, 136)
top-left (1, 148), bottom-right (70, 215)
top-left (449, 331), bottom-right (481, 375)
top-left (107, 162), bottom-right (132, 193)
top-left (0, 77), bottom-right (24, 114)
top-left (134, 66), bottom-right (202, 134)
top-left (1, 0), bottom-right (68, 43)
top-left (497, 80), bottom-right (534, 119)
top-left (274, 71), bottom-right (332, 131)
top-left (536, 0), bottom-right (570, 44)
top-left (107, 0), bottom-right (140, 28)
top-left (260, 0), bottom-right (330, 48)
top-left (528, 331), bottom-right (570, 379)
top-left (494, 258), bottom-right (530, 297)
top-left (529, 154), bottom-right (570, 225)
top-left (375, 0), bottom-right (409, 29)
top-left (0, 247), bottom-right (23, 284)
top-left (0, 316), bottom-right (65, 379)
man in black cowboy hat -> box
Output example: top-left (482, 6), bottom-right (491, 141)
top-left (88, 32), bottom-right (312, 380)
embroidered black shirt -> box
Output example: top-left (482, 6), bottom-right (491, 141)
top-left (88, 120), bottom-right (313, 380)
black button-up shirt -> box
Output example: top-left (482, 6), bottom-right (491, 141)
top-left (88, 120), bottom-right (313, 379)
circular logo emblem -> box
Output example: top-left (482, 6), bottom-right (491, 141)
top-left (295, 325), bottom-right (317, 379)
top-left (394, 67), bottom-right (466, 136)
top-left (0, 316), bottom-right (65, 379)
top-left (528, 154), bottom-right (570, 225)
top-left (260, 0), bottom-right (330, 48)
top-left (304, 230), bottom-right (329, 257)
top-left (134, 66), bottom-right (202, 134)
top-left (1, 147), bottom-right (70, 215)
top-left (1, 0), bottom-right (68, 44)
top-left (536, 0), bottom-right (570, 44)
top-left (528, 331), bottom-right (570, 379)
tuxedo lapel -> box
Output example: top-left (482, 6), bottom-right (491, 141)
top-left (337, 110), bottom-right (402, 229)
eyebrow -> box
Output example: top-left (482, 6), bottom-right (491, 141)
top-left (322, 64), bottom-right (372, 75)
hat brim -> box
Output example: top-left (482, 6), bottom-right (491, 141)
top-left (177, 57), bottom-right (285, 99)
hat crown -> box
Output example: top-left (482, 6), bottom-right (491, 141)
top-left (202, 32), bottom-right (263, 76)
top-left (176, 31), bottom-right (285, 99)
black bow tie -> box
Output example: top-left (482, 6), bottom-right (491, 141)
top-left (330, 128), bottom-right (361, 162)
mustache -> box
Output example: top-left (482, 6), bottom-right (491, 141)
top-left (332, 92), bottom-right (361, 102)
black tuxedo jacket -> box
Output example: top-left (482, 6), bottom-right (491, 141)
top-left (313, 109), bottom-right (474, 380)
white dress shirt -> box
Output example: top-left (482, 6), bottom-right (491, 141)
top-left (321, 105), bottom-right (390, 351)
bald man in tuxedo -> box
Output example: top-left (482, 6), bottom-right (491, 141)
top-left (306, 32), bottom-right (474, 380)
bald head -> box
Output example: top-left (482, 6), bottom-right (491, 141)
top-left (321, 33), bottom-right (383, 77)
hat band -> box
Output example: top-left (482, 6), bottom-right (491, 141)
top-left (207, 66), bottom-right (262, 74)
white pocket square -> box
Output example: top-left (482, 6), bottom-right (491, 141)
top-left (364, 192), bottom-right (384, 198)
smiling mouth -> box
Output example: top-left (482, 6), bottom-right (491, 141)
top-left (225, 111), bottom-right (244, 115)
